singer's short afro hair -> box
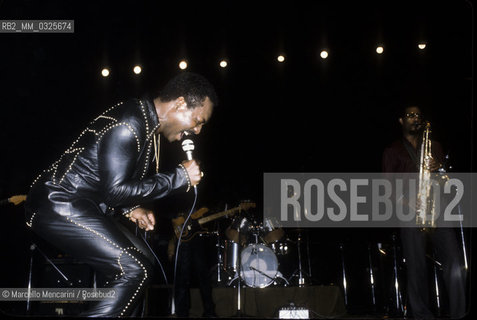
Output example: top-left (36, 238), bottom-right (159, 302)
top-left (156, 72), bottom-right (218, 108)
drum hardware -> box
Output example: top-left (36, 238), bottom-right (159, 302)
top-left (339, 243), bottom-right (348, 307)
top-left (249, 266), bottom-right (272, 278)
top-left (232, 227), bottom-right (245, 315)
top-left (425, 252), bottom-right (443, 316)
top-left (367, 243), bottom-right (377, 310)
top-left (269, 241), bottom-right (289, 256)
top-left (287, 229), bottom-right (311, 286)
top-left (213, 221), bottom-right (225, 286)
top-left (305, 230), bottom-right (312, 279)
top-left (391, 234), bottom-right (405, 315)
top-left (26, 243), bottom-right (76, 313)
top-left (248, 266), bottom-right (288, 286)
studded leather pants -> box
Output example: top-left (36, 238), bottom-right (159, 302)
top-left (27, 196), bottom-right (154, 317)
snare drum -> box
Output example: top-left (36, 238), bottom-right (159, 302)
top-left (240, 243), bottom-right (278, 288)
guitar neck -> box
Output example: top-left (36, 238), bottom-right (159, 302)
top-left (198, 207), bottom-right (241, 225)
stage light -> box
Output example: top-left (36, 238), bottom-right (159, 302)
top-left (101, 68), bottom-right (110, 77)
top-left (376, 46), bottom-right (384, 54)
top-left (219, 60), bottom-right (228, 68)
top-left (320, 50), bottom-right (328, 59)
top-left (179, 60), bottom-right (188, 70)
top-left (133, 65), bottom-right (142, 74)
top-left (418, 43), bottom-right (426, 50)
top-left (277, 55), bottom-right (285, 62)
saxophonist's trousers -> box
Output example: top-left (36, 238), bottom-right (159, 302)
top-left (400, 228), bottom-right (467, 319)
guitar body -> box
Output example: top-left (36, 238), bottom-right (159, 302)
top-left (172, 207), bottom-right (209, 242)
top-left (171, 202), bottom-right (256, 243)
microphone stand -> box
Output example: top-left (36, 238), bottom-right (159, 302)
top-left (226, 223), bottom-right (249, 317)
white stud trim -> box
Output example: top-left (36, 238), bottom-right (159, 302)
top-left (96, 122), bottom-right (141, 153)
top-left (64, 215), bottom-right (148, 317)
top-left (139, 100), bottom-right (150, 137)
top-left (122, 205), bottom-right (140, 217)
top-left (95, 115), bottom-right (118, 122)
top-left (29, 102), bottom-right (123, 189)
top-left (26, 212), bottom-right (37, 228)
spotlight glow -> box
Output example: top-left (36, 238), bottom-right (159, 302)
top-left (179, 60), bottom-right (188, 70)
top-left (418, 43), bottom-right (426, 50)
top-left (376, 46), bottom-right (384, 54)
top-left (101, 68), bottom-right (110, 77)
top-left (219, 60), bottom-right (228, 68)
top-left (133, 66), bottom-right (142, 74)
top-left (277, 55), bottom-right (285, 62)
top-left (320, 50), bottom-right (329, 59)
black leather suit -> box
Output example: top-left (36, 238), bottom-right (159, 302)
top-left (25, 98), bottom-right (188, 317)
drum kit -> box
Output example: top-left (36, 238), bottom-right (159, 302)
top-left (211, 214), bottom-right (311, 289)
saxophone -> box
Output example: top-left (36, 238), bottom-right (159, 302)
top-left (416, 121), bottom-right (436, 227)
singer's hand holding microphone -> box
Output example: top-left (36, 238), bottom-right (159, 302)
top-left (181, 160), bottom-right (202, 186)
top-left (181, 137), bottom-right (203, 188)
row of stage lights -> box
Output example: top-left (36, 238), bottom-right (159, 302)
top-left (100, 43), bottom-right (428, 77)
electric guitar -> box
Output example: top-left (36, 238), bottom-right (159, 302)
top-left (172, 201), bottom-right (256, 242)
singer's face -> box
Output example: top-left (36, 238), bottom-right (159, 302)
top-left (162, 97), bottom-right (213, 142)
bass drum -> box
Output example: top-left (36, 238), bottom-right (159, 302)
top-left (240, 243), bottom-right (278, 288)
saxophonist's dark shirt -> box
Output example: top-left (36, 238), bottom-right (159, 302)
top-left (382, 138), bottom-right (444, 173)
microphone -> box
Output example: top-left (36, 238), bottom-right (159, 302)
top-left (181, 138), bottom-right (195, 161)
top-left (181, 137), bottom-right (197, 191)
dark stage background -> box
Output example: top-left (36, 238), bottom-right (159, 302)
top-left (0, 1), bottom-right (474, 318)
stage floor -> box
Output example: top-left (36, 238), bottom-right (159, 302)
top-left (145, 284), bottom-right (346, 318)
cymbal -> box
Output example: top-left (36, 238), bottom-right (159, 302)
top-left (224, 227), bottom-right (247, 245)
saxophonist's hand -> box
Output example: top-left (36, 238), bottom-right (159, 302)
top-left (429, 158), bottom-right (442, 172)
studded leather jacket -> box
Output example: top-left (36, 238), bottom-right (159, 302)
top-left (25, 98), bottom-right (189, 220)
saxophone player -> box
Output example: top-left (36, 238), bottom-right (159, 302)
top-left (382, 105), bottom-right (467, 319)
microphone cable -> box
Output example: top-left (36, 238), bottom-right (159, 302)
top-left (171, 185), bottom-right (198, 315)
top-left (137, 228), bottom-right (169, 285)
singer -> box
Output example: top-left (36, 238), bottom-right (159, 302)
top-left (24, 72), bottom-right (217, 317)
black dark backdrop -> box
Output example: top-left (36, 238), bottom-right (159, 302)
top-left (0, 0), bottom-right (474, 317)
